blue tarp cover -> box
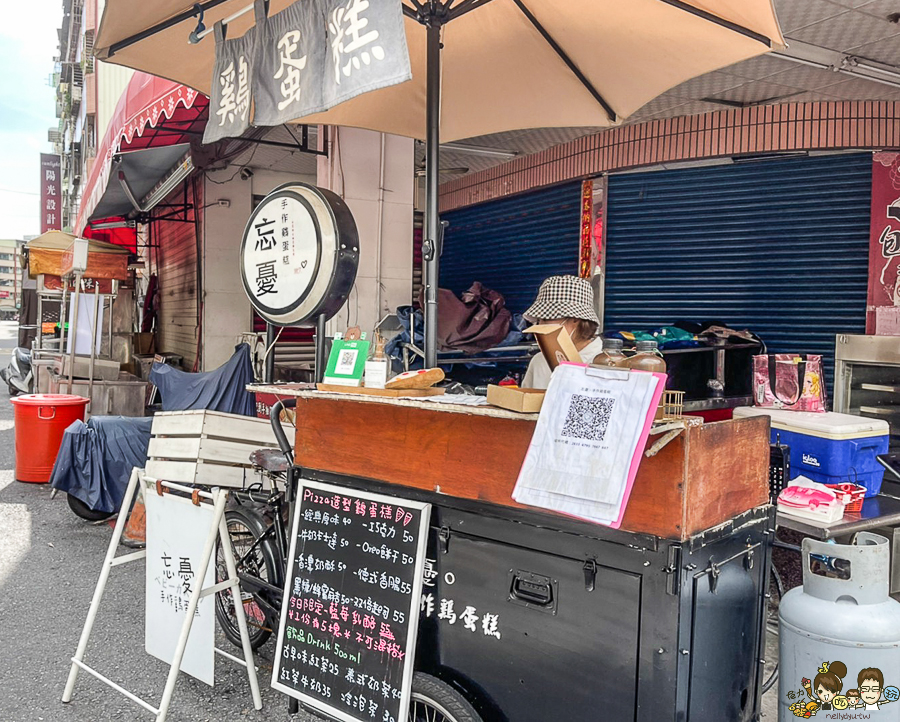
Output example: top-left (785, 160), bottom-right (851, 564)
top-left (150, 343), bottom-right (256, 416)
top-left (50, 416), bottom-right (153, 513)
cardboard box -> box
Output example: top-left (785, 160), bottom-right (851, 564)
top-left (487, 385), bottom-right (545, 413)
top-left (523, 324), bottom-right (582, 370)
top-left (133, 332), bottom-right (156, 355)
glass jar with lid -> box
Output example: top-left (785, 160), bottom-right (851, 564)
top-left (624, 339), bottom-right (667, 373)
top-left (593, 338), bottom-right (627, 367)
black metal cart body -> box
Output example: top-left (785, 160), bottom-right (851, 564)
top-left (301, 469), bottom-right (774, 722)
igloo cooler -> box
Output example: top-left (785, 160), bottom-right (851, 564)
top-left (733, 407), bottom-right (889, 497)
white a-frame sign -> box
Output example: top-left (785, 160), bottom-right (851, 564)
top-left (62, 469), bottom-right (262, 721)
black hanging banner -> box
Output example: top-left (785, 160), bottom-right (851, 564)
top-left (272, 479), bottom-right (430, 722)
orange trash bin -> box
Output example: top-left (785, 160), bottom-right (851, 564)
top-left (11, 394), bottom-right (90, 483)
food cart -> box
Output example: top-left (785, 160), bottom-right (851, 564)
top-left (225, 176), bottom-right (777, 721)
top-left (24, 231), bottom-right (145, 414)
top-left (248, 383), bottom-right (772, 721)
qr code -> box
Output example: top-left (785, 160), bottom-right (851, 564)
top-left (560, 395), bottom-right (615, 442)
top-left (336, 348), bottom-right (358, 374)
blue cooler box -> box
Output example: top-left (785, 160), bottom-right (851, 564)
top-left (733, 407), bottom-right (889, 497)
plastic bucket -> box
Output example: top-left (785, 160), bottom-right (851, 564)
top-left (10, 394), bottom-right (89, 483)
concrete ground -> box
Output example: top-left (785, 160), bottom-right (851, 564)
top-left (0, 320), bottom-right (782, 721)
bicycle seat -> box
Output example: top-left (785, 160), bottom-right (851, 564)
top-left (250, 448), bottom-right (290, 474)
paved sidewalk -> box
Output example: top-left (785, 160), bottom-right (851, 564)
top-left (0, 343), bottom-right (317, 721)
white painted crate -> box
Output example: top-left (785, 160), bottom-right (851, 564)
top-left (146, 410), bottom-right (283, 489)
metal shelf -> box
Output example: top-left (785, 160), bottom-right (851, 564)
top-left (858, 405), bottom-right (900, 416)
top-left (682, 395), bottom-right (753, 412)
top-left (660, 342), bottom-right (759, 356)
top-left (860, 383), bottom-right (900, 393)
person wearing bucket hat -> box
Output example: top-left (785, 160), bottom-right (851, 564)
top-left (522, 275), bottom-right (604, 389)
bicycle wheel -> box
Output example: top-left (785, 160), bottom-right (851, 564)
top-left (408, 673), bottom-right (482, 722)
top-left (215, 506), bottom-right (280, 651)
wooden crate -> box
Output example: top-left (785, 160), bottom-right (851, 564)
top-left (292, 395), bottom-right (769, 540)
top-left (146, 410), bottom-right (282, 489)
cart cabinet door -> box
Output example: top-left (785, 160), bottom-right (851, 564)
top-left (417, 530), bottom-right (642, 721)
top-left (686, 543), bottom-right (764, 722)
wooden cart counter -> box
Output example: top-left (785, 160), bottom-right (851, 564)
top-left (253, 387), bottom-right (769, 540)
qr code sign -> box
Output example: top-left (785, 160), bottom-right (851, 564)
top-left (561, 395), bottom-right (615, 442)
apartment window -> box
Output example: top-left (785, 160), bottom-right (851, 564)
top-left (0, 267), bottom-right (13, 274)
top-left (0, 254), bottom-right (12, 261)
top-left (0, 280), bottom-right (13, 287)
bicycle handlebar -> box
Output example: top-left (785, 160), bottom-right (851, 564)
top-left (270, 397), bottom-right (297, 463)
top-left (233, 487), bottom-right (283, 506)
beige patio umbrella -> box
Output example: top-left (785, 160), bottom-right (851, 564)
top-left (95, 0), bottom-right (784, 366)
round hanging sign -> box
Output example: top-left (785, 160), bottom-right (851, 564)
top-left (240, 182), bottom-right (359, 326)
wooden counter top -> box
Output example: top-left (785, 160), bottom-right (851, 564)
top-left (248, 384), bottom-right (540, 421)
top-left (252, 386), bottom-right (770, 541)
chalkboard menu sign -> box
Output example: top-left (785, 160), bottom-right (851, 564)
top-left (272, 480), bottom-right (431, 722)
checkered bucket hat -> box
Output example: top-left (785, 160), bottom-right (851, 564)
top-left (524, 275), bottom-right (600, 325)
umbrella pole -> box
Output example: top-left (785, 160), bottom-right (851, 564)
top-left (423, 19), bottom-right (442, 369)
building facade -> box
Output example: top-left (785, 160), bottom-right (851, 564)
top-left (0, 239), bottom-right (24, 318)
top-left (51, 0), bottom-right (131, 232)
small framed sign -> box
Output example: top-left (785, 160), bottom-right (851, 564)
top-left (323, 338), bottom-right (370, 386)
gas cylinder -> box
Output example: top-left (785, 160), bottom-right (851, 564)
top-left (779, 532), bottom-right (900, 718)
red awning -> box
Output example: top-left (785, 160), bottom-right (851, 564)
top-left (76, 71), bottom-right (207, 234)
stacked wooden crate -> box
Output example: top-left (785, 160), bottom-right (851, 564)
top-left (146, 410), bottom-right (282, 488)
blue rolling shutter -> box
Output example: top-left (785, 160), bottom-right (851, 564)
top-left (605, 153), bottom-right (872, 389)
top-left (440, 181), bottom-right (582, 314)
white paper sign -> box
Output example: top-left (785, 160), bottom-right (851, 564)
top-left (513, 365), bottom-right (661, 526)
top-left (145, 491), bottom-right (216, 685)
top-left (65, 293), bottom-right (104, 355)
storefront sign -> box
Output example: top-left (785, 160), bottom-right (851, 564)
top-left (252, 0), bottom-right (326, 127)
top-left (322, 0), bottom-right (411, 109)
top-left (272, 480), bottom-right (430, 722)
top-left (240, 182), bottom-right (359, 326)
top-left (867, 152), bottom-right (900, 333)
top-left (203, 20), bottom-right (257, 144)
top-left (39, 274), bottom-right (115, 295)
top-left (210, 0), bottom-right (411, 139)
top-left (144, 488), bottom-right (216, 685)
top-left (579, 180), bottom-right (592, 278)
top-left (40, 154), bottom-right (61, 233)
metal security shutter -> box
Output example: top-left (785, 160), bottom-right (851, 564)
top-left (605, 153), bottom-right (872, 389)
top-left (440, 181), bottom-right (581, 314)
top-left (152, 181), bottom-right (201, 370)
